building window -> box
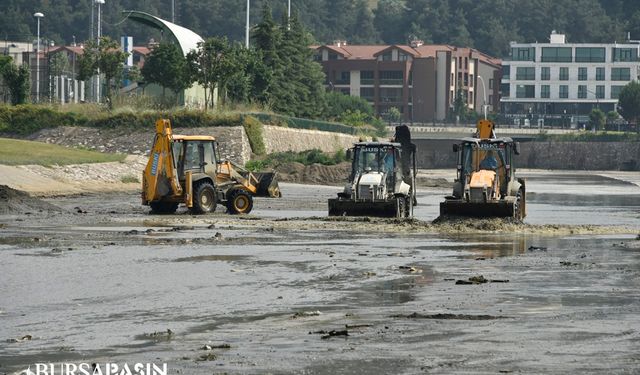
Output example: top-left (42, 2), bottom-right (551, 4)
top-left (596, 85), bottom-right (605, 99)
top-left (516, 67), bottom-right (535, 80)
top-left (575, 47), bottom-right (606, 62)
top-left (336, 71), bottom-right (350, 85)
top-left (469, 74), bottom-right (474, 87)
top-left (578, 85), bottom-right (587, 99)
top-left (379, 70), bottom-right (403, 85)
top-left (541, 67), bottom-right (550, 80)
top-left (489, 78), bottom-right (494, 89)
top-left (559, 67), bottom-right (569, 80)
top-left (328, 52), bottom-right (338, 60)
top-left (511, 47), bottom-right (535, 61)
top-left (379, 87), bottom-right (403, 102)
top-left (613, 48), bottom-right (637, 62)
top-left (360, 70), bottom-right (374, 85)
top-left (502, 65), bottom-right (510, 80)
top-left (360, 87), bottom-right (374, 101)
top-left (541, 85), bottom-right (550, 98)
top-left (611, 85), bottom-right (624, 99)
top-left (596, 67), bottom-right (605, 81)
top-left (379, 51), bottom-right (392, 61)
top-left (611, 67), bottom-right (631, 81)
top-left (559, 85), bottom-right (569, 98)
top-left (578, 67), bottom-right (587, 80)
top-left (501, 83), bottom-right (510, 97)
top-left (516, 85), bottom-right (535, 98)
top-left (541, 47), bottom-right (572, 62)
top-left (399, 53), bottom-right (409, 61)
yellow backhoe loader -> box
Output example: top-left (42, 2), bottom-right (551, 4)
top-left (440, 119), bottom-right (526, 220)
top-left (142, 119), bottom-right (280, 215)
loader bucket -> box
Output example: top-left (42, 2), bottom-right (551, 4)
top-left (439, 200), bottom-right (515, 218)
top-left (328, 198), bottom-right (400, 218)
top-left (252, 172), bottom-right (281, 198)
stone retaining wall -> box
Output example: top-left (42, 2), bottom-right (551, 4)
top-left (262, 125), bottom-right (362, 154)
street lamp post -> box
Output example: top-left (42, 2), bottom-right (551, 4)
top-left (477, 74), bottom-right (488, 119)
top-left (95, 0), bottom-right (104, 103)
top-left (34, 12), bottom-right (44, 103)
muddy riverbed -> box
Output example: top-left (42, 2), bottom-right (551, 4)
top-left (1, 171), bottom-right (639, 374)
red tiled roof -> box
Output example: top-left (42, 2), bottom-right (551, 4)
top-left (133, 46), bottom-right (150, 55)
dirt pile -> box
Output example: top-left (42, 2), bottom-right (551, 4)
top-left (275, 162), bottom-right (452, 188)
top-left (276, 162), bottom-right (351, 185)
top-left (0, 185), bottom-right (60, 214)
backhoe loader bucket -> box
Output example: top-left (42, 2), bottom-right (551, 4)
top-left (252, 172), bottom-right (281, 198)
top-left (328, 198), bottom-right (401, 218)
top-left (439, 199), bottom-right (516, 218)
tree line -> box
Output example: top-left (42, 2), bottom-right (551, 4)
top-left (2, 0), bottom-right (640, 58)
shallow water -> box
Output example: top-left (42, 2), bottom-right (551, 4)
top-left (0, 172), bottom-right (639, 374)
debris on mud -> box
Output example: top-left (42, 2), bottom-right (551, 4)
top-left (455, 275), bottom-right (509, 284)
top-left (6, 334), bottom-right (33, 343)
top-left (528, 246), bottom-right (548, 252)
top-left (391, 312), bottom-right (505, 320)
top-left (399, 265), bottom-right (421, 273)
top-left (201, 344), bottom-right (231, 350)
top-left (140, 329), bottom-right (173, 341)
top-left (196, 352), bottom-right (217, 361)
top-left (310, 329), bottom-right (349, 339)
top-left (560, 261), bottom-right (580, 267)
top-left (0, 185), bottom-right (60, 214)
top-left (345, 324), bottom-right (372, 329)
top-left (292, 311), bottom-right (322, 319)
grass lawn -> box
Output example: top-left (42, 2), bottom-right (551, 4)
top-left (0, 138), bottom-right (126, 166)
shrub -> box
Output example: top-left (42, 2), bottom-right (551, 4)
top-left (242, 115), bottom-right (266, 155)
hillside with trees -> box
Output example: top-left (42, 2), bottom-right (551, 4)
top-left (2, 0), bottom-right (640, 58)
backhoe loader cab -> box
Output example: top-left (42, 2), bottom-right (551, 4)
top-left (328, 125), bottom-right (416, 218)
top-left (440, 119), bottom-right (526, 220)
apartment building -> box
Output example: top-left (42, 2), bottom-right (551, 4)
top-left (501, 32), bottom-right (640, 126)
top-left (314, 42), bottom-right (501, 122)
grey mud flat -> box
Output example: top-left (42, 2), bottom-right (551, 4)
top-left (1, 173), bottom-right (640, 375)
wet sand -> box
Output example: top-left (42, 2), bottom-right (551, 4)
top-left (0, 172), bottom-right (639, 374)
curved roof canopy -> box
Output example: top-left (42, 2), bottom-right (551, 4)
top-left (124, 10), bottom-right (203, 56)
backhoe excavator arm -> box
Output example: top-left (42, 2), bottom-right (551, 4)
top-left (142, 119), bottom-right (184, 204)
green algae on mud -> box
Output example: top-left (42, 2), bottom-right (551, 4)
top-left (123, 214), bottom-right (638, 236)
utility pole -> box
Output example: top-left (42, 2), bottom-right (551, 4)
top-left (34, 12), bottom-right (44, 103)
top-left (245, 0), bottom-right (250, 48)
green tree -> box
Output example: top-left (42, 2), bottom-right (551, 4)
top-left (386, 107), bottom-right (403, 122)
top-left (77, 37), bottom-right (129, 107)
top-left (49, 53), bottom-right (70, 77)
top-left (324, 91), bottom-right (374, 120)
top-left (141, 42), bottom-right (192, 102)
top-left (374, 0), bottom-right (408, 44)
top-left (617, 81), bottom-right (640, 129)
top-left (187, 37), bottom-right (245, 109)
top-left (589, 108), bottom-right (606, 131)
top-left (2, 60), bottom-right (30, 105)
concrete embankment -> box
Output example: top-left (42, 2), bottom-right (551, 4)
top-left (414, 138), bottom-right (640, 171)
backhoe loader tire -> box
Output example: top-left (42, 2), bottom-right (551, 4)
top-left (396, 196), bottom-right (407, 218)
top-left (150, 201), bottom-right (179, 214)
top-left (227, 189), bottom-right (253, 214)
top-left (191, 182), bottom-right (217, 214)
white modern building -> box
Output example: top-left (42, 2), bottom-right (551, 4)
top-left (501, 32), bottom-right (640, 127)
